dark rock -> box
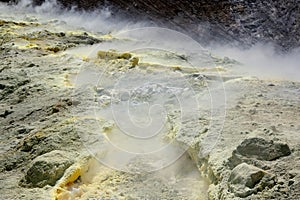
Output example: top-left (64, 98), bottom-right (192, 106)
top-left (288, 179), bottom-right (295, 186)
top-left (235, 137), bottom-right (291, 161)
top-left (228, 151), bottom-right (270, 170)
top-left (67, 33), bottom-right (102, 45)
top-left (0, 109), bottom-right (13, 118)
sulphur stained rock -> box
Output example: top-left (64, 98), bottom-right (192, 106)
top-left (97, 50), bottom-right (132, 60)
top-left (52, 155), bottom-right (93, 200)
top-left (228, 163), bottom-right (275, 198)
top-left (235, 137), bottom-right (291, 161)
top-left (129, 57), bottom-right (139, 67)
top-left (19, 150), bottom-right (75, 188)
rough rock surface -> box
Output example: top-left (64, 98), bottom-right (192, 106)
top-left (228, 137), bottom-right (292, 169)
top-left (13, 0), bottom-right (300, 51)
top-left (228, 163), bottom-right (275, 197)
top-left (205, 78), bottom-right (300, 200)
top-left (235, 137), bottom-right (291, 161)
top-left (19, 150), bottom-right (75, 188)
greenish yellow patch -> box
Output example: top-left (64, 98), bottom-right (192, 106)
top-left (97, 50), bottom-right (132, 60)
top-left (130, 57), bottom-right (139, 67)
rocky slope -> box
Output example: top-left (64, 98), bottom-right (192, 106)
top-left (5, 0), bottom-right (300, 50)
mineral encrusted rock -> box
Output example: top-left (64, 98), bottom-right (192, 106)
top-left (19, 150), bottom-right (75, 188)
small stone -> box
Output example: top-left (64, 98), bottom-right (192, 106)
top-left (288, 172), bottom-right (297, 179)
top-left (257, 93), bottom-right (263, 97)
top-left (130, 57), bottom-right (139, 67)
top-left (288, 179), bottom-right (294, 186)
top-left (277, 178), bottom-right (285, 185)
top-left (27, 63), bottom-right (35, 68)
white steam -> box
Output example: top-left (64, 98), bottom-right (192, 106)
top-left (210, 43), bottom-right (300, 81)
top-left (2, 0), bottom-right (299, 83)
top-left (3, 0), bottom-right (151, 34)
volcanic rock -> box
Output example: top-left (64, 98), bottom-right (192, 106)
top-left (19, 150), bottom-right (74, 188)
top-left (235, 137), bottom-right (291, 161)
top-left (12, 0), bottom-right (300, 50)
top-left (228, 163), bottom-right (275, 197)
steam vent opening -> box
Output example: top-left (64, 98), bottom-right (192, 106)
top-left (1, 0), bottom-right (300, 200)
top-left (53, 152), bottom-right (209, 200)
top-left (63, 38), bottom-right (216, 199)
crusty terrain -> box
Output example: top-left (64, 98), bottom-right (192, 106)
top-left (0, 2), bottom-right (300, 200)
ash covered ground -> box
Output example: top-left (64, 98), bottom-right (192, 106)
top-left (0, 1), bottom-right (300, 200)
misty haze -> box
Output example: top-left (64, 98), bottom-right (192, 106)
top-left (0, 1), bottom-right (299, 200)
